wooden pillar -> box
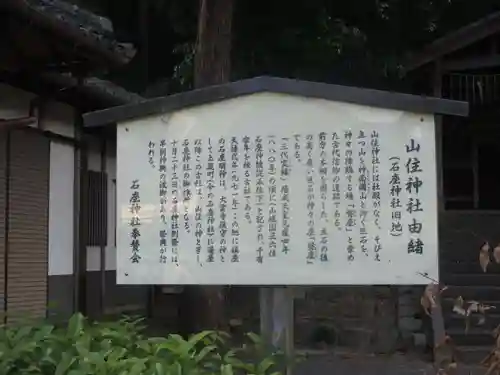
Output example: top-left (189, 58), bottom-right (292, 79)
top-left (431, 59), bottom-right (450, 367)
top-left (260, 287), bottom-right (295, 375)
top-left (433, 60), bottom-right (444, 213)
top-left (2, 130), bottom-right (10, 325)
top-left (73, 108), bottom-right (88, 315)
top-left (259, 288), bottom-right (273, 344)
top-left (99, 137), bottom-right (107, 317)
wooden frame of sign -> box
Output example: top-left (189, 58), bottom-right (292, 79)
top-left (83, 76), bottom-right (468, 372)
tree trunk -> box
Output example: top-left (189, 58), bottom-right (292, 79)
top-left (182, 0), bottom-right (233, 334)
top-left (194, 0), bottom-right (233, 88)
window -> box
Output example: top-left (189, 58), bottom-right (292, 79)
top-left (87, 170), bottom-right (108, 246)
top-left (443, 119), bottom-right (500, 210)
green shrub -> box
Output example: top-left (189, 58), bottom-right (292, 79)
top-left (0, 313), bottom-right (287, 375)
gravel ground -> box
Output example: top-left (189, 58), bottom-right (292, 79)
top-left (294, 352), bottom-right (484, 375)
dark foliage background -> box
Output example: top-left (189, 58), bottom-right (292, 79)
top-left (70, 0), bottom-right (500, 94)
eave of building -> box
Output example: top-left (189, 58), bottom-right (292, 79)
top-left (0, 70), bottom-right (145, 112)
top-left (404, 11), bottom-right (500, 73)
top-left (0, 116), bottom-right (37, 129)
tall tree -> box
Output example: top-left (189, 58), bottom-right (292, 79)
top-left (184, 0), bottom-right (234, 332)
top-left (194, 0), bottom-right (233, 87)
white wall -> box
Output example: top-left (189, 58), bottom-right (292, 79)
top-left (48, 142), bottom-right (75, 275)
top-left (0, 85), bottom-right (76, 276)
top-left (0, 83), bottom-right (118, 275)
top-left (48, 137), bottom-right (117, 274)
top-left (41, 102), bottom-right (117, 274)
top-left (45, 101), bottom-right (76, 276)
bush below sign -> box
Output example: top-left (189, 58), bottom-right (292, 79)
top-left (0, 313), bottom-right (288, 375)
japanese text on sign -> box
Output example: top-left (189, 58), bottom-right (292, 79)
top-left (116, 95), bottom-right (438, 285)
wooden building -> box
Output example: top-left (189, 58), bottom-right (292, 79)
top-left (0, 0), bottom-right (149, 323)
top-left (5, 1), bottom-right (498, 359)
top-left (405, 11), bottom-right (500, 361)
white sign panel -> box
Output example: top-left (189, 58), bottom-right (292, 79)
top-left (116, 93), bottom-right (438, 285)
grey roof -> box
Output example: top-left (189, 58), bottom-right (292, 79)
top-left (2, 0), bottom-right (135, 66)
top-left (83, 76), bottom-right (469, 127)
top-left (41, 72), bottom-right (145, 107)
top-left (84, 77), bottom-right (145, 105)
top-left (34, 0), bottom-right (114, 33)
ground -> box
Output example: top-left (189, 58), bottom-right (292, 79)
top-left (294, 352), bottom-right (484, 375)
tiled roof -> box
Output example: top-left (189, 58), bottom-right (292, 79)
top-left (83, 77), bottom-right (146, 105)
top-left (2, 0), bottom-right (135, 66)
top-left (41, 72), bottom-right (145, 107)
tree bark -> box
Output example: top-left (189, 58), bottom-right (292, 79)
top-left (194, 0), bottom-right (233, 88)
top-left (183, 0), bottom-right (233, 334)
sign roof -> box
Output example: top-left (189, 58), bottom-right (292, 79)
top-left (83, 76), bottom-right (469, 128)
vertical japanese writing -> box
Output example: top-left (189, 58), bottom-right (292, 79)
top-left (219, 138), bottom-right (227, 189)
top-left (405, 139), bottom-right (424, 255)
top-left (148, 141), bottom-right (155, 168)
top-left (129, 179), bottom-right (141, 263)
top-left (159, 140), bottom-right (168, 264)
top-left (219, 194), bottom-right (228, 262)
top-left (219, 139), bottom-right (228, 262)
top-left (125, 127), bottom-right (438, 283)
top-left (331, 133), bottom-right (341, 231)
top-left (389, 155), bottom-right (402, 241)
top-left (358, 131), bottom-right (369, 257)
top-left (255, 136), bottom-right (265, 264)
top-left (294, 134), bottom-right (301, 162)
top-left (306, 134), bottom-right (316, 264)
top-left (182, 139), bottom-right (192, 234)
top-left (243, 136), bottom-right (252, 224)
top-left (371, 131), bottom-right (382, 261)
top-left (318, 132), bottom-right (328, 262)
top-left (268, 136), bottom-right (278, 258)
top-left (170, 141), bottom-right (180, 265)
top-left (345, 130), bottom-right (355, 262)
top-left (206, 138), bottom-right (216, 263)
top-left (374, 235), bottom-right (382, 263)
top-left (230, 137), bottom-right (240, 263)
top-left (280, 137), bottom-right (291, 254)
top-left (194, 139), bottom-right (203, 264)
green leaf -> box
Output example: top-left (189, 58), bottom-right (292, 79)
top-left (154, 339), bottom-right (184, 355)
top-left (67, 313), bottom-right (85, 338)
top-left (221, 364), bottom-right (234, 375)
top-left (215, 331), bottom-right (231, 342)
top-left (13, 325), bottom-right (33, 343)
top-left (172, 361), bottom-right (182, 375)
top-left (33, 324), bottom-right (54, 341)
top-left (128, 359), bottom-right (147, 375)
top-left (188, 330), bottom-right (215, 347)
top-left (55, 351), bottom-right (76, 375)
top-left (0, 312), bottom-right (293, 375)
top-left (108, 347), bottom-right (127, 363)
top-left (195, 344), bottom-right (217, 362)
top-left (258, 357), bottom-right (275, 373)
top-left (246, 332), bottom-right (262, 345)
top-left (155, 362), bottom-right (165, 375)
